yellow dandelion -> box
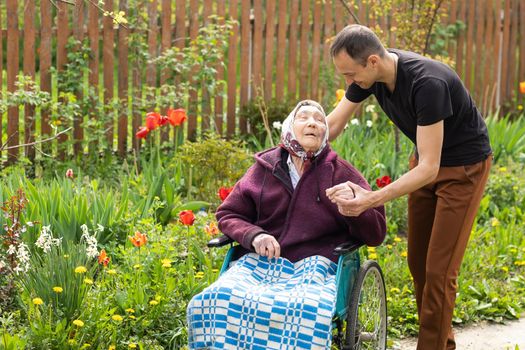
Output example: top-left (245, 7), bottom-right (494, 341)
top-left (390, 287), bottom-right (401, 294)
top-left (367, 246), bottom-right (376, 252)
top-left (155, 295), bottom-right (162, 302)
top-left (75, 266), bottom-right (87, 274)
top-left (68, 339), bottom-right (77, 345)
top-left (128, 315), bottom-right (136, 320)
top-left (73, 319), bottom-right (85, 327)
top-left (401, 251), bottom-right (408, 257)
top-left (112, 314), bottom-right (123, 322)
top-left (394, 237), bottom-right (402, 243)
top-left (501, 266), bottom-right (509, 272)
top-left (133, 264), bottom-right (141, 270)
top-left (195, 271), bottom-right (205, 279)
top-left (368, 253), bottom-right (378, 260)
top-left (81, 344), bottom-right (91, 349)
top-left (515, 260), bottom-right (525, 266)
top-left (498, 167), bottom-right (507, 172)
top-left (83, 278), bottom-right (94, 285)
top-left (161, 259), bottom-right (172, 268)
top-left (510, 248), bottom-right (518, 254)
top-left (32, 297), bottom-right (44, 305)
top-left (491, 218), bottom-right (501, 227)
top-left (106, 269), bottom-right (117, 275)
top-left (109, 346), bottom-right (116, 350)
top-left (212, 268), bottom-right (219, 273)
top-left (386, 244), bottom-right (393, 249)
top-left (53, 286), bottom-right (63, 293)
top-left (518, 105), bottom-right (523, 111)
top-left (149, 300), bottom-right (159, 306)
top-left (125, 308), bottom-right (135, 313)
top-left (128, 344), bottom-right (137, 349)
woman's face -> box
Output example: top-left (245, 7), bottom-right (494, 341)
top-left (292, 106), bottom-right (327, 153)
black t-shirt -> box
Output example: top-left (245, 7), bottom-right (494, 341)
top-left (345, 49), bottom-right (491, 166)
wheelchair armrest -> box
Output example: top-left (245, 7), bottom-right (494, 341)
top-left (333, 240), bottom-right (364, 255)
top-left (207, 235), bottom-right (234, 248)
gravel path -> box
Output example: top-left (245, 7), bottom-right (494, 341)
top-left (391, 318), bottom-right (525, 350)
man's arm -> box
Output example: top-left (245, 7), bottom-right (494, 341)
top-left (326, 121), bottom-right (444, 216)
top-left (326, 97), bottom-right (363, 141)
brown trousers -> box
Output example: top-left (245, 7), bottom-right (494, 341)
top-left (407, 155), bottom-right (492, 350)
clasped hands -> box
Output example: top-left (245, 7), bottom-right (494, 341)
top-left (325, 180), bottom-right (373, 217)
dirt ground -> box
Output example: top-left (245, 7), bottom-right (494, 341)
top-left (391, 317), bottom-right (525, 350)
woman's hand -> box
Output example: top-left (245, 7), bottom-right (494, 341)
top-left (252, 233), bottom-right (281, 259)
top-left (326, 181), bottom-right (374, 217)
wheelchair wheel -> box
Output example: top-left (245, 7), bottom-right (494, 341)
top-left (344, 260), bottom-right (387, 350)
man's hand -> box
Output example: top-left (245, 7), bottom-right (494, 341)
top-left (252, 233), bottom-right (281, 259)
top-left (326, 181), bottom-right (375, 217)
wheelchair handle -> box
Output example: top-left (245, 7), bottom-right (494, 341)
top-left (333, 241), bottom-right (364, 255)
top-left (207, 235), bottom-right (234, 248)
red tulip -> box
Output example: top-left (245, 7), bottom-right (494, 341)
top-left (145, 112), bottom-right (162, 130)
top-left (98, 249), bottom-right (111, 267)
top-left (136, 126), bottom-right (150, 139)
top-left (158, 115), bottom-right (169, 126)
top-left (218, 187), bottom-right (233, 202)
top-left (129, 231), bottom-right (147, 247)
top-left (167, 108), bottom-right (187, 126)
top-left (179, 210), bottom-right (195, 226)
top-left (376, 175), bottom-right (392, 188)
top-left (65, 168), bottom-right (74, 179)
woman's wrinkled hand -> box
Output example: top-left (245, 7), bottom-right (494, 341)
top-left (326, 181), bottom-right (373, 217)
top-left (252, 233), bottom-right (281, 259)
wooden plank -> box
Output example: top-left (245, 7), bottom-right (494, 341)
top-left (103, 0), bottom-right (115, 148)
top-left (56, 0), bottom-right (69, 159)
top-left (520, 0), bottom-right (525, 104)
top-left (321, 0), bottom-right (334, 104)
top-left (492, 0), bottom-right (502, 111)
top-left (0, 5), bottom-right (3, 160)
top-left (201, 0), bottom-right (213, 132)
top-left (311, 0), bottom-right (322, 100)
top-left (238, 0), bottom-right (250, 134)
top-left (334, 0), bottom-right (344, 32)
top-left (455, 0), bottom-right (467, 79)
top-left (214, 0), bottom-right (226, 135)
top-left (447, 0), bottom-right (457, 60)
top-left (474, 0), bottom-right (485, 103)
top-left (389, 1), bottom-right (397, 47)
top-left (464, 0), bottom-right (475, 91)
top-left (23, 0), bottom-right (36, 161)
top-left (188, 0), bottom-right (199, 140)
top-left (288, 0), bottom-right (299, 98)
top-left (159, 0), bottom-right (171, 142)
top-left (146, 0), bottom-right (158, 106)
top-left (264, 0), bottom-right (276, 101)
top-left (174, 0), bottom-right (186, 143)
top-left (252, 0), bottom-right (263, 99)
top-left (299, 0), bottom-right (310, 99)
top-left (358, 0), bottom-right (366, 24)
top-left (227, 0), bottom-right (239, 138)
top-left (275, 0), bottom-right (287, 100)
top-left (482, 0), bottom-right (495, 115)
top-left (118, 0), bottom-right (129, 156)
top-left (88, 0), bottom-right (100, 153)
top-left (6, 0), bottom-right (19, 163)
top-left (506, 0), bottom-right (518, 102)
top-left (39, 0), bottom-right (52, 150)
top-left (72, 0), bottom-right (85, 156)
top-left (500, 0), bottom-right (511, 103)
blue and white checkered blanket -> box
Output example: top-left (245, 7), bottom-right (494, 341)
top-left (187, 253), bottom-right (338, 349)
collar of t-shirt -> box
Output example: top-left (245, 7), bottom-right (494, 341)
top-left (286, 154), bottom-right (300, 189)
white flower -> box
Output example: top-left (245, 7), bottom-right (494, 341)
top-left (96, 224), bottom-right (105, 234)
top-left (27, 221), bottom-right (34, 227)
top-left (350, 118), bottom-right (360, 126)
top-left (35, 225), bottom-right (62, 253)
top-left (7, 245), bottom-right (16, 256)
top-left (366, 120), bottom-right (373, 128)
top-left (272, 121), bottom-right (283, 130)
top-left (365, 104), bottom-right (376, 113)
top-left (81, 225), bottom-right (99, 259)
top-left (197, 211), bottom-right (208, 217)
top-left (13, 243), bottom-right (31, 274)
top-left (0, 259), bottom-right (6, 270)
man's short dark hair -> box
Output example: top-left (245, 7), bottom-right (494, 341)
top-left (330, 25), bottom-right (386, 66)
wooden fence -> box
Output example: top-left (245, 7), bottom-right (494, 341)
top-left (1, 0), bottom-right (524, 163)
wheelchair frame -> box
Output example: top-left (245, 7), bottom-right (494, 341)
top-left (207, 235), bottom-right (387, 350)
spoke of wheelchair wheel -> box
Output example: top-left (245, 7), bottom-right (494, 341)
top-left (357, 269), bottom-right (384, 349)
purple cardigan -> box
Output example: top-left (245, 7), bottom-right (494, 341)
top-left (216, 146), bottom-right (386, 263)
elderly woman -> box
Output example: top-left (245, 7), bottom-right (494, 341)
top-left (187, 100), bottom-right (386, 349)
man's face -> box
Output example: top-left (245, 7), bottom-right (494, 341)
top-left (333, 50), bottom-right (377, 89)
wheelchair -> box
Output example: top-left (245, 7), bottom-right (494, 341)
top-left (207, 235), bottom-right (387, 350)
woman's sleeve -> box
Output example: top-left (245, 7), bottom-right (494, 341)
top-left (215, 167), bottom-right (268, 250)
top-left (336, 160), bottom-right (387, 246)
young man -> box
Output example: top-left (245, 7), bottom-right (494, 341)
top-left (325, 24), bottom-right (492, 350)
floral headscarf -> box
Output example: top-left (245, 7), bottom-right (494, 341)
top-left (280, 100), bottom-right (329, 161)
